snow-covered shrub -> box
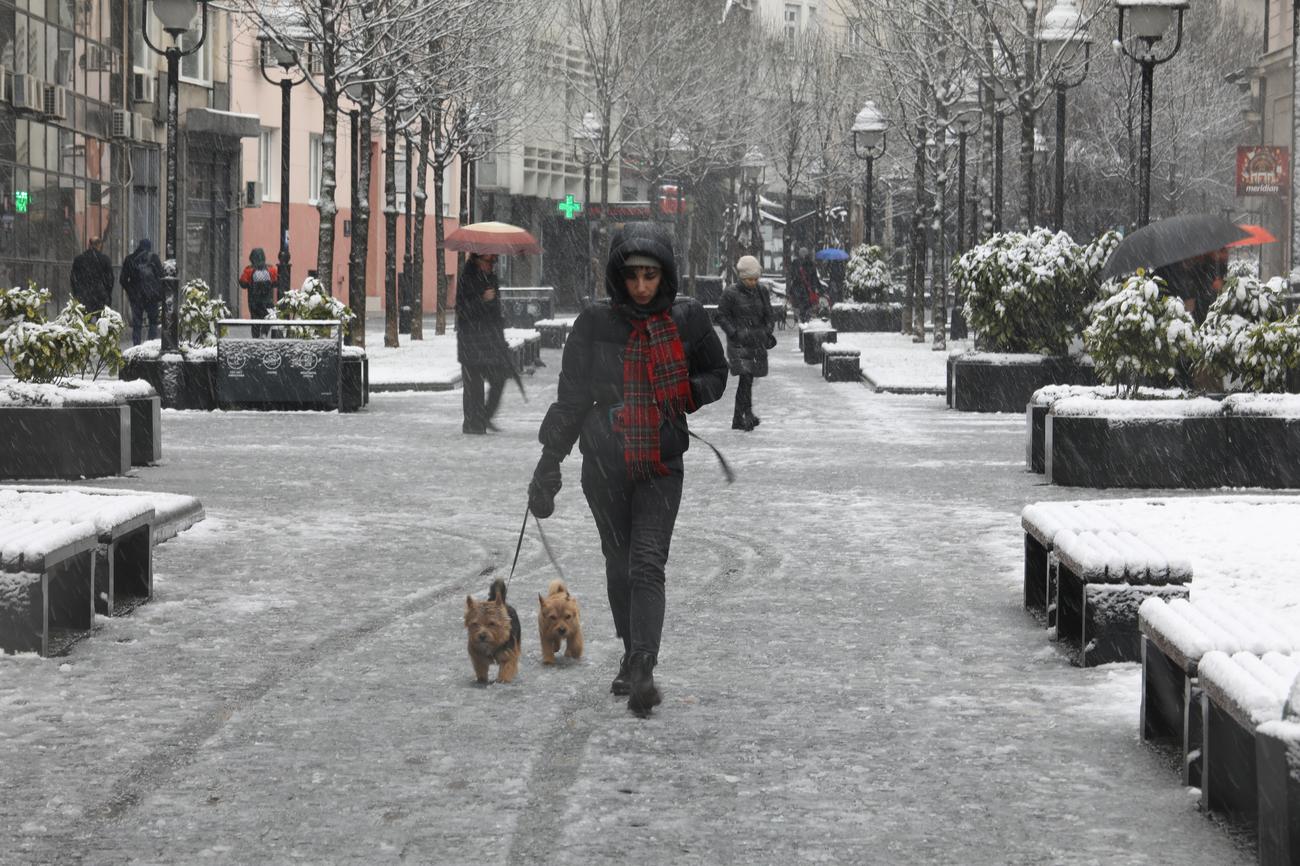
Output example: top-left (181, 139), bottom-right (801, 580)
top-left (179, 278), bottom-right (230, 348)
top-left (1083, 272), bottom-right (1197, 397)
top-left (0, 300), bottom-right (96, 383)
top-left (78, 304), bottom-right (124, 380)
top-left (955, 228), bottom-right (1115, 355)
top-left (1231, 317), bottom-right (1300, 393)
top-left (843, 244), bottom-right (898, 303)
top-left (0, 283), bottom-right (50, 322)
top-left (271, 277), bottom-right (355, 339)
top-left (1195, 270), bottom-right (1290, 389)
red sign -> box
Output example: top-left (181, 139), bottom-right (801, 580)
top-left (1236, 146), bottom-right (1289, 197)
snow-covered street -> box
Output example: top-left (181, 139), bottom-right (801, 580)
top-left (0, 330), bottom-right (1267, 865)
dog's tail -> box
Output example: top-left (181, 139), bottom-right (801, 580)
top-left (489, 578), bottom-right (508, 604)
top-left (547, 578), bottom-right (568, 597)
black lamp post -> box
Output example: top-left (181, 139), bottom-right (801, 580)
top-left (141, 0), bottom-right (209, 353)
top-left (850, 100), bottom-right (887, 246)
top-left (258, 34), bottom-right (307, 301)
top-left (1038, 0), bottom-right (1091, 233)
top-left (342, 80), bottom-right (370, 347)
top-left (740, 147), bottom-right (766, 261)
top-left (1115, 0), bottom-right (1188, 228)
top-left (950, 88), bottom-right (981, 254)
top-left (573, 111), bottom-right (601, 302)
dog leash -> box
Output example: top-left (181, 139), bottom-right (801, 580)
top-left (669, 416), bottom-right (735, 484)
top-left (505, 502), bottom-right (569, 586)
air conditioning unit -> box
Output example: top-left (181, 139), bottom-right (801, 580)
top-left (132, 113), bottom-right (155, 144)
top-left (42, 84), bottom-right (68, 121)
top-left (111, 108), bottom-right (134, 140)
top-left (245, 181), bottom-right (263, 208)
top-left (85, 44), bottom-right (122, 73)
top-left (131, 71), bottom-right (156, 106)
top-left (11, 73), bottom-right (44, 114)
top-left (0, 67), bottom-right (9, 105)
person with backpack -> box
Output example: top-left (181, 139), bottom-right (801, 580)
top-left (120, 239), bottom-right (164, 345)
top-left (238, 248), bottom-right (279, 337)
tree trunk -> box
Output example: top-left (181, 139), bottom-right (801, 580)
top-left (1020, 100), bottom-right (1036, 230)
top-left (411, 115), bottom-right (430, 341)
top-left (434, 103), bottom-right (448, 335)
top-left (315, 0), bottom-right (338, 292)
top-left (910, 130), bottom-right (927, 342)
top-left (384, 99), bottom-right (399, 348)
top-left (351, 92), bottom-right (374, 349)
top-left (933, 136), bottom-right (947, 352)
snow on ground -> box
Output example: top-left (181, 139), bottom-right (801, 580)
top-left (834, 330), bottom-right (971, 392)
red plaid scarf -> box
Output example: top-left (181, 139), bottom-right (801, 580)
top-left (619, 311), bottom-right (695, 479)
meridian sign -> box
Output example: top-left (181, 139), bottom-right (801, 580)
top-left (1236, 146), bottom-right (1289, 197)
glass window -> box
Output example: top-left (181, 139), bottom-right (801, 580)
top-left (130, 0), bottom-right (158, 72)
top-left (308, 132), bottom-right (322, 203)
top-left (0, 164), bottom-right (15, 263)
top-left (29, 121), bottom-right (45, 169)
top-left (259, 127), bottom-right (277, 200)
top-left (784, 4), bottom-right (799, 41)
top-left (178, 14), bottom-right (210, 84)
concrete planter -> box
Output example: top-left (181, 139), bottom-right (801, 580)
top-left (950, 353), bottom-right (1096, 413)
top-left (1046, 413), bottom-right (1229, 488)
top-left (127, 395), bottom-right (162, 466)
top-left (1223, 415), bottom-right (1300, 488)
top-left (0, 405), bottom-right (131, 479)
top-left (123, 353), bottom-right (368, 412)
top-left (830, 304), bottom-right (904, 333)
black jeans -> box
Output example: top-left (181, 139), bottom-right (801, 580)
top-left (461, 364), bottom-right (506, 433)
top-left (733, 374), bottom-right (753, 424)
top-left (582, 456), bottom-right (683, 661)
top-left (129, 296), bottom-right (160, 345)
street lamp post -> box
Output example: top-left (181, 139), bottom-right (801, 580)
top-left (850, 100), bottom-right (887, 246)
top-left (258, 34), bottom-right (307, 301)
top-left (1115, 0), bottom-right (1188, 228)
top-left (141, 0), bottom-right (210, 353)
top-left (342, 80), bottom-right (370, 347)
top-left (740, 147), bottom-right (767, 262)
top-left (1038, 0), bottom-right (1091, 232)
top-left (950, 88), bottom-right (981, 340)
top-left (573, 111), bottom-right (601, 302)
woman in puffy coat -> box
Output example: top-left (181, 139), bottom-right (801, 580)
top-left (526, 221), bottom-right (728, 717)
top-left (716, 255), bottom-right (776, 431)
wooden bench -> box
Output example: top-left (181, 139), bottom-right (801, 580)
top-left (1198, 650), bottom-right (1300, 827)
top-left (0, 489), bottom-right (155, 617)
top-left (1257, 716), bottom-right (1300, 865)
top-left (1021, 502), bottom-right (1126, 620)
top-left (1139, 596), bottom-right (1300, 787)
top-left (821, 346), bottom-right (861, 382)
top-left (800, 327), bottom-right (837, 365)
top-left (0, 520), bottom-right (99, 656)
top-left (1050, 528), bottom-right (1191, 666)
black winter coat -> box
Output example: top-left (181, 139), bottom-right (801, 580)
top-left (538, 223), bottom-right (728, 466)
top-left (120, 248), bottom-right (163, 304)
top-left (70, 248), bottom-right (113, 311)
top-left (456, 259), bottom-right (512, 369)
top-left (716, 281), bottom-right (775, 377)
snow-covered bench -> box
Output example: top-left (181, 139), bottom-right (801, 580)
top-left (820, 345), bottom-right (861, 383)
top-left (1197, 651), bottom-right (1300, 827)
top-left (1257, 715), bottom-right (1300, 865)
top-left (1050, 528), bottom-right (1191, 666)
top-left (799, 326), bottom-right (837, 365)
top-left (1139, 596), bottom-right (1300, 787)
top-left (1021, 502), bottom-right (1126, 619)
top-left (532, 319), bottom-right (569, 350)
top-left (0, 519), bottom-right (100, 656)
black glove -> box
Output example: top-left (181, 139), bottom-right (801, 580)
top-left (765, 333), bottom-right (777, 349)
top-left (528, 450), bottom-right (563, 518)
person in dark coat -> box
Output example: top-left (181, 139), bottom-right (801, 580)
top-left (716, 254), bottom-right (776, 431)
top-left (238, 248), bottom-right (279, 338)
top-left (456, 252), bottom-right (513, 434)
top-left (789, 246), bottom-right (823, 323)
top-left (527, 221), bottom-right (728, 716)
top-left (120, 239), bottom-right (163, 345)
top-left (70, 236), bottom-right (114, 315)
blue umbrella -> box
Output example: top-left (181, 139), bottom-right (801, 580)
top-left (815, 248), bottom-right (849, 262)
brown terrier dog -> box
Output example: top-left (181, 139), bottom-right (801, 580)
top-left (464, 579), bottom-right (521, 684)
top-left (537, 579), bottom-right (583, 665)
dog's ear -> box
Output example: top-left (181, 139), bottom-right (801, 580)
top-left (465, 595), bottom-right (475, 612)
top-left (564, 590), bottom-right (572, 599)
top-left (538, 593), bottom-right (545, 607)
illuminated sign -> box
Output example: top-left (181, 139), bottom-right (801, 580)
top-left (557, 194), bottom-right (583, 219)
top-left (14, 191), bottom-right (28, 213)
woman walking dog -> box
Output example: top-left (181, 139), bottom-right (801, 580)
top-left (526, 222), bottom-right (727, 716)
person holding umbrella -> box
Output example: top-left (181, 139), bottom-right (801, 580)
top-left (456, 251), bottom-right (512, 434)
top-left (526, 221), bottom-right (728, 717)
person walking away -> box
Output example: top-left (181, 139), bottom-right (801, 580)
top-left (826, 256), bottom-right (846, 306)
top-left (120, 239), bottom-right (163, 345)
top-left (238, 248), bottom-right (279, 338)
top-left (70, 236), bottom-right (113, 315)
top-left (526, 221), bottom-right (728, 716)
top-left (716, 255), bottom-right (776, 431)
top-left (456, 252), bottom-right (512, 434)
top-left (790, 247), bottom-right (823, 323)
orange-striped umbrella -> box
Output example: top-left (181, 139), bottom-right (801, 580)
top-left (443, 221), bottom-right (542, 255)
top-left (1225, 223), bottom-right (1278, 248)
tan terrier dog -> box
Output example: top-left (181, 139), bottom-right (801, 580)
top-left (464, 579), bottom-right (521, 684)
top-left (537, 579), bottom-right (584, 665)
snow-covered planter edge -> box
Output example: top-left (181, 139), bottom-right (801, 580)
top-left (948, 351), bottom-right (1097, 413)
top-left (1025, 386), bottom-right (1186, 473)
top-left (829, 302), bottom-right (904, 333)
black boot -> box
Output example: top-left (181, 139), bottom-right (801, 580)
top-left (746, 413), bottom-right (760, 428)
top-left (610, 653), bottom-right (632, 696)
top-left (627, 652), bottom-right (661, 716)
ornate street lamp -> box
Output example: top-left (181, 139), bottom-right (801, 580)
top-left (140, 0), bottom-right (210, 353)
top-left (1039, 0), bottom-right (1091, 232)
top-left (984, 45), bottom-right (1014, 235)
top-left (343, 79), bottom-right (370, 346)
top-left (851, 99), bottom-right (888, 246)
top-left (1115, 0), bottom-right (1188, 227)
top-left (950, 84), bottom-right (981, 254)
top-left (740, 146), bottom-right (767, 260)
top-left (572, 111), bottom-right (601, 301)
top-left (258, 33), bottom-right (307, 302)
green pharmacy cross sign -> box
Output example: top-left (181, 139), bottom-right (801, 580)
top-left (14, 190), bottom-right (29, 213)
top-left (557, 194), bottom-right (583, 220)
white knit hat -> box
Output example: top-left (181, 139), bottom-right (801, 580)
top-left (736, 256), bottom-right (761, 279)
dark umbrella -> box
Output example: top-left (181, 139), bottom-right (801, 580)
top-left (1101, 214), bottom-right (1250, 283)
top-left (815, 247), bottom-right (850, 262)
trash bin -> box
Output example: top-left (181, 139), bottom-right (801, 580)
top-left (498, 287), bottom-right (554, 328)
top-left (694, 276), bottom-right (724, 305)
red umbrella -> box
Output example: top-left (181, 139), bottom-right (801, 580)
top-left (443, 221), bottom-right (541, 255)
top-left (1225, 223), bottom-right (1278, 249)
